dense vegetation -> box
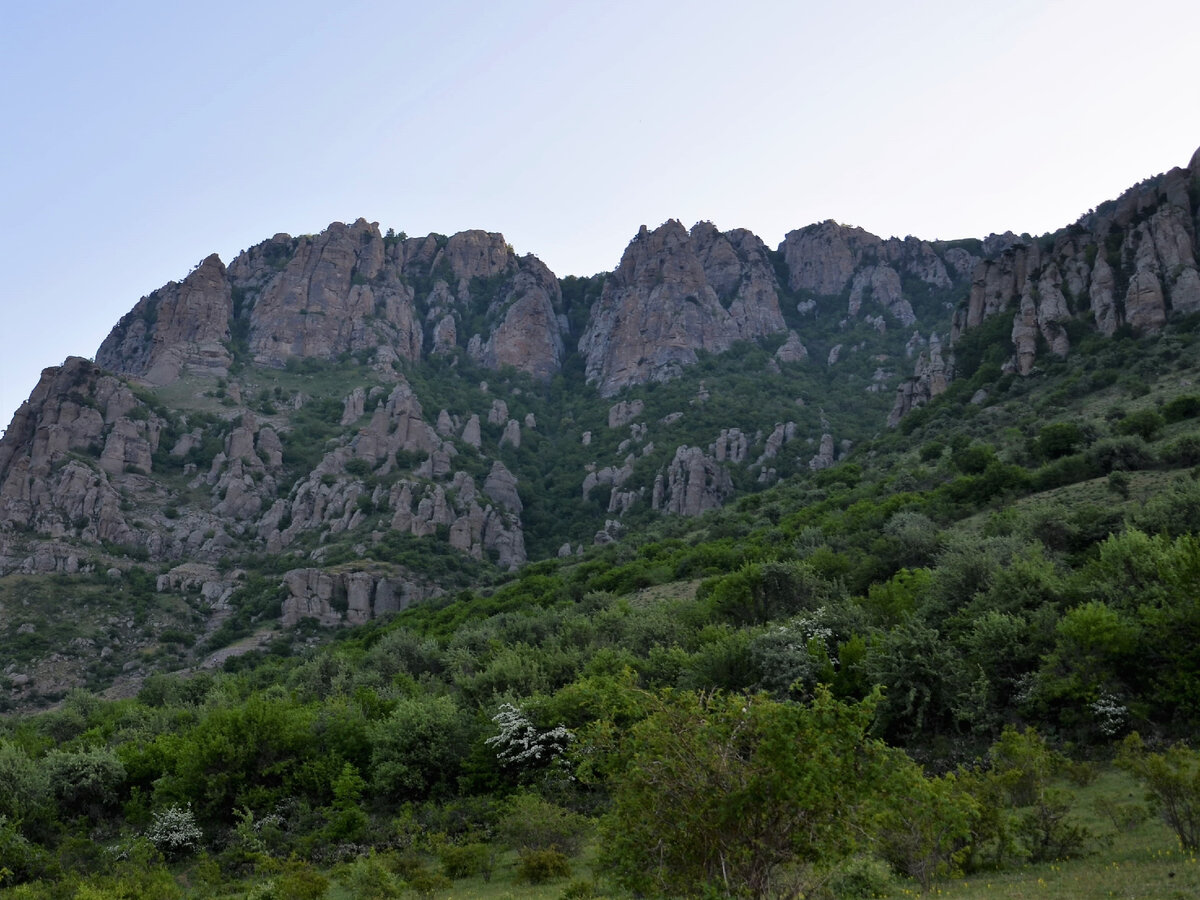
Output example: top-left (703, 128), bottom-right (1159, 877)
top-left (5, 308), bottom-right (1200, 897)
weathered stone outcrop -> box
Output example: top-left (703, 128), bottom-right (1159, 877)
top-left (0, 358), bottom-right (157, 546)
top-left (651, 445), bottom-right (733, 516)
top-left (779, 221), bottom-right (954, 320)
top-left (0, 535), bottom-right (93, 576)
top-left (281, 567), bottom-right (442, 627)
top-left (888, 335), bottom-right (950, 427)
top-left (461, 415), bottom-right (482, 448)
top-left (483, 461), bottom-right (522, 513)
top-left (202, 413), bottom-right (285, 522)
top-left (230, 220), bottom-right (422, 368)
top-left (156, 563), bottom-right (237, 607)
top-left (471, 255), bottom-right (566, 380)
top-left (97, 220), bottom-right (568, 386)
top-left (808, 433), bottom-right (835, 470)
top-left (692, 222), bottom-right (787, 338)
top-left (97, 254), bottom-right (233, 384)
top-left (775, 331), bottom-right (808, 363)
top-left (943, 148), bottom-right (1200, 383)
top-left (848, 265), bottom-right (914, 325)
top-left (349, 381), bottom-right (442, 468)
top-left (755, 422), bottom-right (797, 467)
top-left (608, 400), bottom-right (645, 429)
top-left (580, 220), bottom-right (786, 396)
top-left (582, 458), bottom-right (635, 501)
top-left (712, 428), bottom-right (749, 464)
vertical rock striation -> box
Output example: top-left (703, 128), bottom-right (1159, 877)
top-left (580, 220), bottom-right (786, 396)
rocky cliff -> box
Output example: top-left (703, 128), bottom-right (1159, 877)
top-left (96, 255), bottom-right (234, 384)
top-left (94, 209), bottom-right (984, 407)
top-left (944, 148), bottom-right (1200, 379)
top-left (0, 358), bottom-right (158, 549)
top-left (880, 147), bottom-right (1200, 426)
top-left (779, 221), bottom-right (966, 326)
top-left (8, 146), bottom-right (1200, 644)
top-left (579, 220), bottom-right (787, 396)
top-left (98, 220), bottom-right (568, 384)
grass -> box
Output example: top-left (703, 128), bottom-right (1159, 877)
top-left (930, 845), bottom-right (1199, 900)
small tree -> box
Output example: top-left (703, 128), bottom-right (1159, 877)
top-left (146, 804), bottom-right (202, 857)
top-left (485, 703), bottom-right (572, 776)
top-left (599, 688), bottom-right (891, 899)
top-left (985, 728), bottom-right (1093, 863)
top-left (874, 769), bottom-right (976, 893)
top-left (497, 793), bottom-right (590, 856)
top-left (1118, 733), bottom-right (1200, 851)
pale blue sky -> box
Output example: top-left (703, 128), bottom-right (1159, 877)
top-left (2, 0), bottom-right (1198, 427)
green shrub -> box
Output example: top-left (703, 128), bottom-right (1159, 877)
top-left (1163, 394), bottom-right (1200, 422)
top-left (1088, 436), bottom-right (1155, 473)
top-left (334, 853), bottom-right (402, 900)
top-left (826, 854), bottom-right (895, 899)
top-left (919, 441), bottom-right (946, 463)
top-left (0, 740), bottom-right (50, 825)
top-left (515, 847), bottom-right (572, 885)
top-left (1114, 408), bottom-right (1165, 441)
top-left (558, 878), bottom-right (600, 899)
top-left (1107, 470), bottom-right (1131, 498)
top-left (1034, 422), bottom-right (1086, 460)
top-left (1163, 432), bottom-right (1200, 466)
top-left (1093, 796), bottom-right (1152, 833)
top-left (0, 815), bottom-right (56, 885)
top-left (497, 793), bottom-right (590, 856)
top-left (1032, 453), bottom-right (1099, 490)
top-left (1118, 734), bottom-right (1200, 851)
top-left (344, 458), bottom-right (372, 477)
top-left (405, 869), bottom-right (453, 898)
top-left (438, 842), bottom-right (493, 879)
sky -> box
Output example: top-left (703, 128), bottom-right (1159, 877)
top-left (2, 0), bottom-right (1198, 428)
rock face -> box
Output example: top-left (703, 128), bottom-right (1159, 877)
top-left (470, 254), bottom-right (566, 380)
top-left (0, 358), bottom-right (152, 550)
top-left (579, 220), bottom-right (786, 396)
top-left (281, 567), bottom-right (441, 627)
top-left (808, 433), bottom-right (835, 470)
top-left (8, 142), bottom-right (1199, 624)
top-left (96, 220), bottom-right (568, 384)
top-left (947, 149), bottom-right (1200, 380)
top-left (779, 221), bottom-right (954, 323)
top-left (97, 255), bottom-right (233, 384)
top-left (888, 335), bottom-right (950, 427)
top-left (849, 266), bottom-right (914, 325)
top-left (651, 445), bottom-right (734, 516)
top-left (775, 331), bottom-right (809, 363)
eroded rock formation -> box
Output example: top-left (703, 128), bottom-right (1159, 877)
top-left (580, 220), bottom-right (786, 396)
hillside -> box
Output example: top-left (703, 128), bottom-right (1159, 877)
top-left (1, 147), bottom-right (1200, 898)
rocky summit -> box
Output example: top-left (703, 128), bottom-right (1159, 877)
top-left (2, 146), bottom-right (1200, 702)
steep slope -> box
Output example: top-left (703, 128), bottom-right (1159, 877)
top-left (3, 146), bottom-right (1199, 708)
top-left (889, 145), bottom-right (1200, 424)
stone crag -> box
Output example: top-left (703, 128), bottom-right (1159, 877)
top-left (5, 144), bottom-right (1200, 643)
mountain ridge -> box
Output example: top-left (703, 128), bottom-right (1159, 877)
top-left (1, 146), bottom-right (1198, 704)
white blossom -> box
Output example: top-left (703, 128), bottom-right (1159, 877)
top-left (146, 803), bottom-right (202, 855)
top-left (1091, 691), bottom-right (1128, 736)
top-left (485, 702), bottom-right (573, 768)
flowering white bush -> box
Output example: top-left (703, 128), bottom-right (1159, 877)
top-left (485, 703), bottom-right (572, 769)
top-left (146, 803), bottom-right (202, 855)
top-left (1091, 691), bottom-right (1129, 736)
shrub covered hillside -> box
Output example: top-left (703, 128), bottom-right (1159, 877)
top-left (3, 313), bottom-right (1200, 897)
top-left (3, 149), bottom-right (1200, 897)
